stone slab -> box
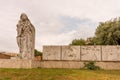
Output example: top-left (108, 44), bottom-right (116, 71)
top-left (62, 46), bottom-right (80, 60)
top-left (41, 61), bottom-right (84, 68)
top-left (81, 46), bottom-right (101, 61)
top-left (43, 46), bottom-right (61, 60)
top-left (102, 46), bottom-right (120, 61)
top-left (0, 59), bottom-right (41, 68)
top-left (40, 61), bottom-right (120, 70)
top-left (0, 59), bottom-right (32, 68)
top-left (0, 59), bottom-right (120, 70)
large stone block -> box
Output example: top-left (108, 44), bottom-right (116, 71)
top-left (96, 62), bottom-right (120, 70)
top-left (62, 46), bottom-right (80, 60)
top-left (0, 59), bottom-right (32, 68)
top-left (102, 46), bottom-right (120, 61)
top-left (40, 61), bottom-right (120, 70)
top-left (81, 46), bottom-right (101, 61)
top-left (61, 61), bottom-right (84, 68)
top-left (41, 61), bottom-right (62, 68)
top-left (43, 46), bottom-right (61, 60)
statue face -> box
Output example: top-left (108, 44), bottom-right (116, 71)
top-left (20, 13), bottom-right (28, 21)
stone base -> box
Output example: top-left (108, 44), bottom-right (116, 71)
top-left (0, 59), bottom-right (120, 70)
top-left (0, 59), bottom-right (41, 68)
top-left (40, 61), bottom-right (120, 70)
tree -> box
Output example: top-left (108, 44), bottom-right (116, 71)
top-left (34, 49), bottom-right (42, 57)
top-left (95, 18), bottom-right (120, 45)
top-left (86, 37), bottom-right (97, 45)
top-left (70, 38), bottom-right (86, 45)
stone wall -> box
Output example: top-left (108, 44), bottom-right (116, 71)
top-left (43, 46), bottom-right (61, 60)
top-left (43, 45), bottom-right (120, 61)
top-left (0, 45), bottom-right (120, 70)
top-left (41, 46), bottom-right (120, 69)
top-left (81, 46), bottom-right (101, 61)
top-left (0, 59), bottom-right (41, 68)
top-left (62, 46), bottom-right (80, 60)
top-left (0, 59), bottom-right (120, 70)
top-left (102, 46), bottom-right (120, 61)
top-left (40, 61), bottom-right (120, 70)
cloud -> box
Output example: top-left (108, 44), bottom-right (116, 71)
top-left (0, 0), bottom-right (120, 52)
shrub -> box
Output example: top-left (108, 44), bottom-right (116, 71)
top-left (34, 49), bottom-right (42, 57)
top-left (83, 61), bottom-right (100, 70)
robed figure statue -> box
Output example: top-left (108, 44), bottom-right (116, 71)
top-left (17, 13), bottom-right (35, 59)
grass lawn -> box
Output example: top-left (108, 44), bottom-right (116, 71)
top-left (0, 68), bottom-right (120, 80)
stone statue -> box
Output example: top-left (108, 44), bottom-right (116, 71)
top-left (16, 13), bottom-right (35, 59)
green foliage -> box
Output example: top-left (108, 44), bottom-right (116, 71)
top-left (70, 38), bottom-right (86, 45)
top-left (95, 18), bottom-right (120, 45)
top-left (83, 61), bottom-right (100, 70)
top-left (86, 37), bottom-right (97, 45)
top-left (70, 17), bottom-right (120, 45)
top-left (34, 49), bottom-right (42, 57)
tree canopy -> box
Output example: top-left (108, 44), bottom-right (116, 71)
top-left (70, 38), bottom-right (86, 45)
top-left (95, 18), bottom-right (120, 45)
top-left (70, 17), bottom-right (120, 45)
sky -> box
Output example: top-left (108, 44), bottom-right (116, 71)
top-left (0, 0), bottom-right (120, 52)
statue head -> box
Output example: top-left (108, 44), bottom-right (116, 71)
top-left (20, 13), bottom-right (29, 21)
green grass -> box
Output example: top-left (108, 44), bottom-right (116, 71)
top-left (0, 68), bottom-right (120, 80)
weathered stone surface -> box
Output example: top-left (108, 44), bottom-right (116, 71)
top-left (62, 46), bottom-right (80, 60)
top-left (61, 61), bottom-right (83, 68)
top-left (0, 59), bottom-right (120, 69)
top-left (0, 59), bottom-right (41, 68)
top-left (43, 46), bottom-right (61, 60)
top-left (81, 46), bottom-right (101, 61)
top-left (41, 61), bottom-right (62, 68)
top-left (0, 59), bottom-right (31, 68)
top-left (40, 61), bottom-right (120, 70)
top-left (96, 62), bottom-right (120, 70)
top-left (31, 60), bottom-right (41, 68)
top-left (16, 13), bottom-right (35, 59)
top-left (102, 46), bottom-right (120, 61)
top-left (41, 61), bottom-right (84, 68)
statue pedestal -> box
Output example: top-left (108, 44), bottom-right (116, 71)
top-left (0, 59), bottom-right (40, 68)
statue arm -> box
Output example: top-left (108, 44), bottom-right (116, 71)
top-left (27, 22), bottom-right (35, 35)
top-left (16, 23), bottom-right (22, 47)
top-left (17, 21), bottom-right (23, 37)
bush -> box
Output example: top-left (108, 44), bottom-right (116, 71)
top-left (83, 61), bottom-right (100, 70)
top-left (70, 38), bottom-right (86, 45)
top-left (34, 49), bottom-right (42, 57)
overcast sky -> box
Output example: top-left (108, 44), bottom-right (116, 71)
top-left (0, 0), bottom-right (120, 52)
